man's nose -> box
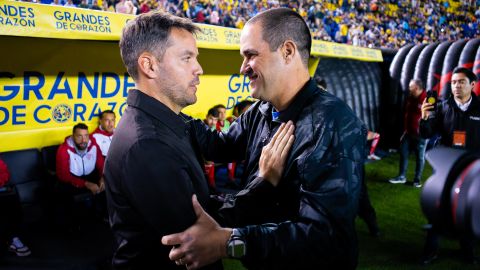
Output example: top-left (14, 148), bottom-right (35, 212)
top-left (240, 58), bottom-right (249, 75)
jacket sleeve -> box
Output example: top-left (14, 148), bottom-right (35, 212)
top-left (218, 176), bottom-right (278, 227)
top-left (189, 114), bottom-right (249, 163)
top-left (0, 158), bottom-right (10, 187)
top-left (236, 112), bottom-right (366, 269)
top-left (419, 103), bottom-right (443, 139)
top-left (56, 144), bottom-right (86, 188)
top-left (419, 118), bottom-right (436, 138)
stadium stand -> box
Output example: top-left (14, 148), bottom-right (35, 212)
top-left (23, 0), bottom-right (480, 49)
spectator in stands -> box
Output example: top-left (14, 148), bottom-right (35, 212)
top-left (63, 0), bottom-right (75, 7)
top-left (104, 11), bottom-right (229, 269)
top-left (39, 0), bottom-right (478, 49)
top-left (116, 0), bottom-right (137, 14)
top-left (419, 67), bottom-right (479, 265)
top-left (389, 79), bottom-right (427, 188)
top-left (102, 0), bottom-right (115, 12)
top-left (91, 110), bottom-right (116, 158)
top-left (139, 0), bottom-right (150, 14)
top-left (204, 107), bottom-right (219, 131)
top-left (162, 8), bottom-right (366, 269)
top-left (90, 0), bottom-right (101, 11)
top-left (213, 104), bottom-right (230, 132)
top-left (78, 0), bottom-right (88, 8)
top-left (0, 158), bottom-right (31, 257)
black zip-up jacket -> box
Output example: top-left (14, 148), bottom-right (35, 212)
top-left (419, 93), bottom-right (480, 151)
top-left (190, 79), bottom-right (367, 269)
top-left (104, 90), bottom-right (222, 270)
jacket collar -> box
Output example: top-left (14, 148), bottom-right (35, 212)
top-left (127, 89), bottom-right (187, 138)
top-left (258, 78), bottom-right (319, 123)
top-left (448, 92), bottom-right (480, 113)
top-left (93, 126), bottom-right (114, 136)
top-left (467, 92), bottom-right (480, 112)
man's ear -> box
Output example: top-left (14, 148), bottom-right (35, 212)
top-left (282, 40), bottom-right (296, 64)
top-left (137, 53), bottom-right (157, 79)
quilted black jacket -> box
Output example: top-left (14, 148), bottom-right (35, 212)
top-left (190, 79), bottom-right (367, 270)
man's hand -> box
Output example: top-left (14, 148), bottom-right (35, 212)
top-left (99, 177), bottom-right (105, 192)
top-left (84, 181), bottom-right (100, 194)
top-left (258, 121), bottom-right (295, 186)
top-left (421, 99), bottom-right (434, 120)
top-left (161, 195), bottom-right (232, 270)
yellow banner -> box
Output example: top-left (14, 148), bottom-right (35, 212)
top-left (0, 1), bottom-right (382, 60)
top-left (0, 0), bottom-right (133, 40)
top-left (0, 35), bottom-right (255, 152)
top-left (195, 24), bottom-right (241, 51)
top-left (312, 40), bottom-right (383, 62)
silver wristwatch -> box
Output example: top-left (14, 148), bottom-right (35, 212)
top-left (226, 228), bottom-right (246, 258)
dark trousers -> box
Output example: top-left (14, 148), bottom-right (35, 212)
top-left (398, 133), bottom-right (427, 182)
top-left (55, 182), bottom-right (107, 229)
top-left (0, 187), bottom-right (22, 251)
top-left (358, 167), bottom-right (378, 234)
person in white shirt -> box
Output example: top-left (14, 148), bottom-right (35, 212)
top-left (91, 110), bottom-right (116, 158)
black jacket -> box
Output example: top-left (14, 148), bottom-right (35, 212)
top-left (420, 93), bottom-right (480, 151)
top-left (104, 90), bottom-right (221, 270)
top-left (191, 79), bottom-right (367, 269)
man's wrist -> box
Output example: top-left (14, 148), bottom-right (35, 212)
top-left (220, 228), bottom-right (233, 258)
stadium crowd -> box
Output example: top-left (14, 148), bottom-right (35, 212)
top-left (20, 0), bottom-right (480, 49)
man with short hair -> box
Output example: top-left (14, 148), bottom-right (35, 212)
top-left (421, 67), bottom-right (480, 150)
top-left (103, 11), bottom-right (212, 270)
top-left (56, 123), bottom-right (104, 192)
top-left (419, 66), bottom-right (480, 264)
top-left (389, 79), bottom-right (427, 188)
top-left (92, 110), bottom-right (116, 158)
top-left (104, 11), bottom-right (289, 270)
top-left (213, 104), bottom-right (230, 132)
top-left (204, 107), bottom-right (219, 131)
top-left (162, 8), bottom-right (366, 270)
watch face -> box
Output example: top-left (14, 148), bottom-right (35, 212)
top-left (228, 239), bottom-right (246, 258)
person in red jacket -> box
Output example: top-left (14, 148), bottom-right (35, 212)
top-left (389, 79), bottom-right (427, 188)
top-left (0, 158), bottom-right (9, 188)
top-left (91, 110), bottom-right (116, 158)
top-left (57, 123), bottom-right (105, 191)
top-left (0, 158), bottom-right (31, 257)
top-left (56, 123), bottom-right (106, 227)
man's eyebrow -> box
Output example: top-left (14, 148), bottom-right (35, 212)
top-left (241, 49), bottom-right (258, 56)
top-left (181, 49), bottom-right (198, 56)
